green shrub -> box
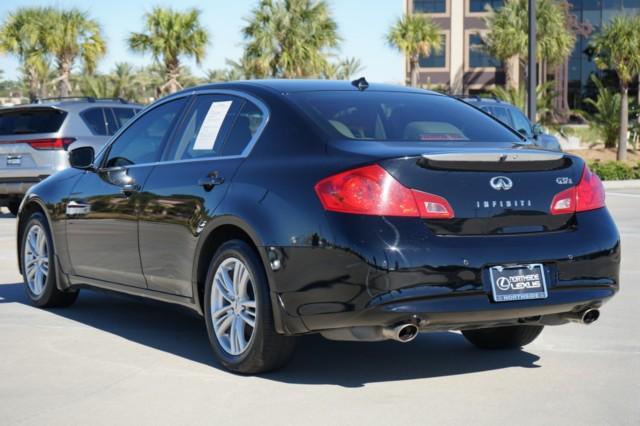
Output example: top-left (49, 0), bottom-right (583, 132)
top-left (588, 160), bottom-right (640, 180)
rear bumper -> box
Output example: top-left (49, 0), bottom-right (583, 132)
top-left (301, 283), bottom-right (616, 332)
top-left (0, 176), bottom-right (49, 196)
top-left (267, 208), bottom-right (620, 334)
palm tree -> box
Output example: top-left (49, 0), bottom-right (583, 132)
top-left (46, 9), bottom-right (106, 97)
top-left (336, 57), bottom-right (364, 80)
top-left (128, 7), bottom-right (209, 94)
top-left (386, 14), bottom-right (441, 88)
top-left (591, 16), bottom-right (640, 161)
top-left (0, 7), bottom-right (52, 101)
top-left (484, 0), bottom-right (575, 90)
top-left (242, 0), bottom-right (340, 78)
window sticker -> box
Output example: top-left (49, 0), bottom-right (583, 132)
top-left (193, 101), bottom-right (233, 150)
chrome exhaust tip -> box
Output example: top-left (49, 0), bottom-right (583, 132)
top-left (563, 308), bottom-right (600, 325)
top-left (383, 323), bottom-right (419, 343)
top-left (581, 308), bottom-right (600, 325)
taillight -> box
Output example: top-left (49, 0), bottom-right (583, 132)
top-left (550, 165), bottom-right (605, 215)
top-left (314, 164), bottom-right (454, 219)
top-left (25, 138), bottom-right (76, 150)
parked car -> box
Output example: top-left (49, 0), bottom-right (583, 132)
top-left (460, 96), bottom-right (562, 152)
top-left (0, 97), bottom-right (142, 215)
top-left (16, 80), bottom-right (619, 374)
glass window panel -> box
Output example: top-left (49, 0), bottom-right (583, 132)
top-left (469, 34), bottom-right (501, 68)
top-left (413, 0), bottom-right (446, 13)
top-left (470, 0), bottom-right (504, 12)
top-left (418, 34), bottom-right (446, 68)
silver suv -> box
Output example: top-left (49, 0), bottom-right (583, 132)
top-left (0, 97), bottom-right (142, 215)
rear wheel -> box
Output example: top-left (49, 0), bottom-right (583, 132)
top-left (204, 240), bottom-right (296, 374)
top-left (21, 212), bottom-right (78, 308)
top-left (462, 325), bottom-right (544, 350)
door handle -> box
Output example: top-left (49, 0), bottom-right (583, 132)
top-left (121, 183), bottom-right (141, 196)
top-left (66, 201), bottom-right (91, 216)
top-left (198, 172), bottom-right (225, 190)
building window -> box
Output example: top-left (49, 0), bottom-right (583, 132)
top-left (413, 0), bottom-right (447, 13)
top-left (469, 0), bottom-right (503, 13)
top-left (419, 34), bottom-right (446, 68)
top-left (468, 34), bottom-right (501, 68)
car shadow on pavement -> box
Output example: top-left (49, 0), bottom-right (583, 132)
top-left (0, 283), bottom-right (541, 387)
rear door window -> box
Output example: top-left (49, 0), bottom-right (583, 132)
top-left (81, 107), bottom-right (108, 135)
top-left (165, 94), bottom-right (243, 161)
top-left (0, 108), bottom-right (67, 135)
top-left (510, 109), bottom-right (532, 138)
top-left (291, 91), bottom-right (520, 143)
top-left (219, 101), bottom-right (264, 156)
top-left (490, 106), bottom-right (514, 127)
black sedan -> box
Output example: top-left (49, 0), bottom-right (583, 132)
top-left (16, 80), bottom-right (620, 374)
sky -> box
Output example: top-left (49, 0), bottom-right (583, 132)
top-left (0, 0), bottom-right (405, 84)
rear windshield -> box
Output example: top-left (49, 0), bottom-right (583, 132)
top-left (290, 91), bottom-right (521, 143)
top-left (0, 108), bottom-right (67, 135)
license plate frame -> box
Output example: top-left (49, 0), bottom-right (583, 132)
top-left (489, 263), bottom-right (548, 302)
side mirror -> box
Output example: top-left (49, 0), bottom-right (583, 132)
top-left (69, 146), bottom-right (95, 170)
top-left (532, 123), bottom-right (544, 136)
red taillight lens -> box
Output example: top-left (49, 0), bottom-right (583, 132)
top-left (314, 164), bottom-right (454, 219)
top-left (26, 138), bottom-right (76, 150)
top-left (550, 165), bottom-right (605, 215)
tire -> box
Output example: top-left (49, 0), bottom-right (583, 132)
top-left (204, 240), bottom-right (296, 374)
top-left (20, 212), bottom-right (78, 308)
top-left (8, 199), bottom-right (20, 216)
top-left (462, 325), bottom-right (544, 350)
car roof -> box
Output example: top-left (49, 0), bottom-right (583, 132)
top-left (458, 96), bottom-right (516, 108)
top-left (173, 79), bottom-right (443, 96)
top-left (1, 98), bottom-right (143, 112)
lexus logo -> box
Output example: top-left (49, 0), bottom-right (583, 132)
top-left (496, 277), bottom-right (511, 291)
top-left (490, 176), bottom-right (513, 191)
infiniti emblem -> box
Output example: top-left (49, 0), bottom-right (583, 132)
top-left (490, 176), bottom-right (513, 191)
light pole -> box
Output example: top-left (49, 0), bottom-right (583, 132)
top-left (528, 0), bottom-right (536, 122)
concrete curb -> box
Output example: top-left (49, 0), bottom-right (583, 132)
top-left (603, 180), bottom-right (640, 189)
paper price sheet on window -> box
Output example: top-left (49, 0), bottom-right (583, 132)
top-left (193, 101), bottom-right (233, 151)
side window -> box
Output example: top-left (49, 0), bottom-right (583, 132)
top-left (166, 94), bottom-right (242, 161)
top-left (219, 101), bottom-right (264, 156)
top-left (491, 107), bottom-right (514, 127)
top-left (111, 108), bottom-right (137, 134)
top-left (81, 108), bottom-right (108, 135)
top-left (104, 98), bottom-right (187, 168)
top-left (510, 109), bottom-right (532, 137)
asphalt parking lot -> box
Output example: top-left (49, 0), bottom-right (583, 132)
top-left (0, 190), bottom-right (638, 426)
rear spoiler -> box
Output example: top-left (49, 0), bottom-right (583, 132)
top-left (419, 151), bottom-right (568, 172)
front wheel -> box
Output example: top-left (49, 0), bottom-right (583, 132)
top-left (20, 212), bottom-right (78, 308)
top-left (204, 240), bottom-right (296, 374)
top-left (462, 325), bottom-right (544, 350)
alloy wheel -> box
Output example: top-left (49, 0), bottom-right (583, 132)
top-left (210, 257), bottom-right (258, 356)
top-left (24, 224), bottom-right (49, 297)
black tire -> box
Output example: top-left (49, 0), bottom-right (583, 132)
top-left (20, 212), bottom-right (78, 308)
top-left (8, 199), bottom-right (20, 216)
top-left (462, 325), bottom-right (544, 350)
top-left (204, 240), bottom-right (296, 374)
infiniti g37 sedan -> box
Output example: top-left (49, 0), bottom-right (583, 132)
top-left (16, 80), bottom-right (620, 374)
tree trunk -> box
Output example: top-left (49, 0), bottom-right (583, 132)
top-left (409, 56), bottom-right (419, 88)
top-left (57, 60), bottom-right (72, 97)
top-left (164, 59), bottom-right (182, 94)
top-left (505, 55), bottom-right (519, 90)
top-left (617, 85), bottom-right (629, 161)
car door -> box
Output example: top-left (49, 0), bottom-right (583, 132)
top-left (138, 93), bottom-right (267, 297)
top-left (65, 96), bottom-right (189, 287)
